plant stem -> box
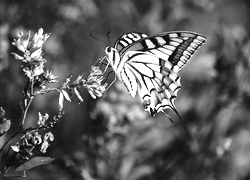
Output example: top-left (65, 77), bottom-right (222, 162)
top-left (19, 96), bottom-right (34, 130)
top-left (0, 96), bottom-right (34, 155)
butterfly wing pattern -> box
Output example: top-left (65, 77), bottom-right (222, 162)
top-left (104, 31), bottom-right (206, 118)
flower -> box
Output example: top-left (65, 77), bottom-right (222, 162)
top-left (12, 31), bottom-right (31, 52)
top-left (20, 132), bottom-right (42, 147)
top-left (22, 61), bottom-right (45, 80)
top-left (44, 70), bottom-right (58, 83)
top-left (32, 132), bottom-right (43, 145)
top-left (11, 142), bottom-right (20, 152)
top-left (44, 132), bottom-right (54, 142)
top-left (11, 131), bottom-right (54, 160)
top-left (40, 141), bottom-right (49, 153)
top-left (84, 66), bottom-right (107, 99)
top-left (40, 132), bottom-right (54, 153)
top-left (37, 112), bottom-right (49, 127)
top-left (12, 28), bottom-right (50, 80)
top-left (30, 48), bottom-right (43, 60)
top-left (29, 28), bottom-right (50, 50)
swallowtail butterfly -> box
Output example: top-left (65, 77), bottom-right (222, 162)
top-left (102, 31), bottom-right (206, 119)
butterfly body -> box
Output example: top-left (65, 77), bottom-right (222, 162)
top-left (104, 31), bottom-right (206, 117)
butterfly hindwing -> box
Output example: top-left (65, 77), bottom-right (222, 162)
top-left (120, 51), bottom-right (181, 116)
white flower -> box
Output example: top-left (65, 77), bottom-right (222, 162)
top-left (30, 48), bottom-right (43, 59)
top-left (12, 31), bottom-right (30, 52)
top-left (37, 112), bottom-right (49, 127)
top-left (31, 28), bottom-right (50, 49)
top-left (11, 143), bottom-right (20, 152)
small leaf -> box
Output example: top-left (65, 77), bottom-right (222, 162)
top-left (74, 87), bottom-right (84, 103)
top-left (58, 91), bottom-right (64, 111)
top-left (0, 119), bottom-right (11, 137)
top-left (11, 52), bottom-right (24, 61)
top-left (30, 48), bottom-right (42, 59)
top-left (37, 28), bottom-right (44, 36)
top-left (74, 74), bottom-right (84, 84)
top-left (15, 156), bottom-right (54, 172)
top-left (88, 90), bottom-right (97, 99)
top-left (61, 89), bottom-right (72, 102)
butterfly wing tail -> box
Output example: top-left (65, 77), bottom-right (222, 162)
top-left (139, 70), bottom-right (182, 119)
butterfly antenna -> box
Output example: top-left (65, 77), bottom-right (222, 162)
top-left (89, 33), bottom-right (108, 45)
top-left (106, 31), bottom-right (111, 46)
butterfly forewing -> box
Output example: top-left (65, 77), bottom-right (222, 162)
top-left (114, 32), bottom-right (148, 52)
top-left (106, 31), bottom-right (206, 117)
top-left (119, 31), bottom-right (206, 72)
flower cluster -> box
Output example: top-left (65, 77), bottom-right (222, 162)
top-left (37, 112), bottom-right (49, 127)
top-left (11, 131), bottom-right (54, 160)
top-left (84, 66), bottom-right (107, 99)
top-left (58, 65), bottom-right (107, 111)
top-left (0, 28), bottom-right (111, 177)
top-left (12, 28), bottom-right (50, 80)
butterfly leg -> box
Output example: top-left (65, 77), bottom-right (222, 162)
top-left (97, 56), bottom-right (110, 73)
top-left (93, 56), bottom-right (105, 67)
top-left (97, 56), bottom-right (117, 91)
top-left (105, 75), bottom-right (116, 91)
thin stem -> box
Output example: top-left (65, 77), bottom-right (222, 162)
top-left (37, 87), bottom-right (58, 95)
top-left (19, 78), bottom-right (34, 129)
top-left (20, 96), bottom-right (34, 130)
top-left (0, 91), bottom-right (34, 154)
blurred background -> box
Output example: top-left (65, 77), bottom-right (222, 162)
top-left (1, 0), bottom-right (250, 179)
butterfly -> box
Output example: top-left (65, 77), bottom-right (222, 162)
top-left (100, 31), bottom-right (206, 119)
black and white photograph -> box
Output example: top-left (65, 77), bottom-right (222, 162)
top-left (0, 0), bottom-right (250, 179)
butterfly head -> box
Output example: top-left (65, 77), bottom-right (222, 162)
top-left (105, 46), bottom-right (120, 68)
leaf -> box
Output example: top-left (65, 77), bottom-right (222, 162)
top-left (58, 91), bottom-right (64, 111)
top-left (2, 167), bottom-right (26, 178)
top-left (61, 89), bottom-right (72, 102)
top-left (0, 114), bottom-right (11, 137)
top-left (74, 87), bottom-right (84, 103)
top-left (15, 156), bottom-right (54, 172)
top-left (11, 52), bottom-right (24, 61)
